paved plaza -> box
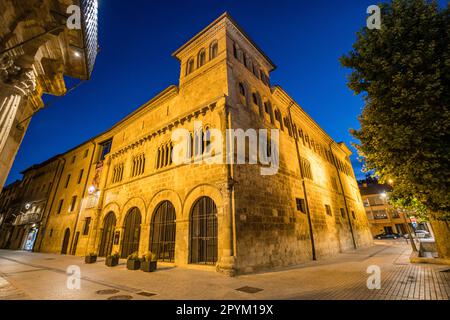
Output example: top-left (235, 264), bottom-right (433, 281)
top-left (0, 240), bottom-right (449, 300)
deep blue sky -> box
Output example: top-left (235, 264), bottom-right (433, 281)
top-left (7, 0), bottom-right (438, 185)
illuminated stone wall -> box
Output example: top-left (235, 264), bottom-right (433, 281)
top-left (9, 13), bottom-right (373, 275)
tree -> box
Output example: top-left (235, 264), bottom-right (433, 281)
top-left (340, 0), bottom-right (450, 258)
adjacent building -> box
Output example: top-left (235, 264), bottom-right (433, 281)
top-left (0, 13), bottom-right (373, 275)
top-left (0, 0), bottom-right (99, 189)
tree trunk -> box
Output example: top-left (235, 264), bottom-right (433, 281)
top-left (430, 217), bottom-right (450, 260)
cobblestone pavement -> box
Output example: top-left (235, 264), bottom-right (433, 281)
top-left (0, 240), bottom-right (449, 300)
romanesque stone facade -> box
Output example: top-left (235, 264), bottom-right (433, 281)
top-left (0, 13), bottom-right (373, 275)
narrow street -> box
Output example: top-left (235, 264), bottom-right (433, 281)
top-left (0, 240), bottom-right (449, 300)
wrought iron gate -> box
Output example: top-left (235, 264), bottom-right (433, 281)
top-left (150, 201), bottom-right (176, 262)
top-left (189, 197), bottom-right (218, 265)
top-left (99, 212), bottom-right (116, 257)
top-left (121, 207), bottom-right (141, 258)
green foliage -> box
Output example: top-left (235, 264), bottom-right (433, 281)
top-left (127, 252), bottom-right (139, 261)
top-left (142, 251), bottom-right (157, 262)
top-left (341, 0), bottom-right (450, 218)
top-left (109, 252), bottom-right (120, 259)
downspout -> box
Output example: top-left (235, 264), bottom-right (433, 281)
top-left (224, 102), bottom-right (236, 258)
top-left (36, 157), bottom-right (66, 251)
top-left (287, 102), bottom-right (316, 261)
top-left (329, 142), bottom-right (357, 249)
top-left (69, 141), bottom-right (97, 255)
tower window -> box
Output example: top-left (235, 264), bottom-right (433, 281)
top-left (186, 58), bottom-right (194, 75)
top-left (210, 41), bottom-right (218, 59)
top-left (239, 83), bottom-right (246, 97)
top-left (197, 50), bottom-right (206, 67)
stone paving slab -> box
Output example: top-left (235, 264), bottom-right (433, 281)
top-left (0, 240), bottom-right (449, 300)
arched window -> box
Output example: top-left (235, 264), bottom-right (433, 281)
top-left (190, 196), bottom-right (218, 265)
top-left (210, 41), bottom-right (218, 60)
top-left (186, 58), bottom-right (194, 75)
top-left (99, 212), bottom-right (116, 257)
top-left (274, 109), bottom-right (284, 130)
top-left (239, 82), bottom-right (246, 97)
top-left (197, 49), bottom-right (206, 68)
top-left (150, 201), bottom-right (176, 262)
top-left (121, 207), bottom-right (141, 258)
top-left (252, 92), bottom-right (258, 105)
top-left (233, 42), bottom-right (238, 59)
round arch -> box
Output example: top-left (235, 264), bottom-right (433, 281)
top-left (120, 207), bottom-right (142, 258)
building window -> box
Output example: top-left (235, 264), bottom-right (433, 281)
top-left (77, 169), bottom-right (84, 184)
top-left (186, 58), bottom-right (194, 75)
top-left (99, 140), bottom-right (112, 161)
top-left (373, 210), bottom-right (387, 220)
top-left (331, 177), bottom-right (339, 191)
top-left (210, 41), bottom-right (218, 60)
top-left (112, 163), bottom-right (124, 183)
top-left (83, 217), bottom-right (91, 235)
top-left (65, 174), bottom-right (71, 188)
top-left (325, 204), bottom-right (332, 216)
top-left (252, 92), bottom-right (258, 105)
top-left (49, 229), bottom-right (53, 237)
top-left (131, 154), bottom-right (145, 177)
top-left (284, 117), bottom-right (293, 136)
top-left (296, 198), bottom-right (306, 214)
top-left (69, 196), bottom-right (77, 212)
top-left (352, 210), bottom-right (356, 219)
top-left (233, 42), bottom-right (238, 59)
top-left (150, 201), bottom-right (176, 262)
top-left (156, 143), bottom-right (173, 169)
top-left (71, 155), bottom-right (76, 164)
top-left (57, 199), bottom-right (64, 214)
top-left (274, 109), bottom-right (284, 130)
top-left (190, 196), bottom-right (218, 265)
top-left (239, 82), bottom-right (246, 97)
top-left (340, 208), bottom-right (346, 218)
top-left (84, 149), bottom-right (89, 158)
top-left (197, 49), bottom-right (206, 67)
top-left (300, 157), bottom-right (313, 180)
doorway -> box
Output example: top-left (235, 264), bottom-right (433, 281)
top-left (99, 212), bottom-right (116, 257)
top-left (120, 207), bottom-right (141, 258)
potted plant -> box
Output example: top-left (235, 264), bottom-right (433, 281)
top-left (140, 251), bottom-right (157, 272)
top-left (105, 252), bottom-right (120, 267)
top-left (126, 252), bottom-right (141, 270)
top-left (85, 252), bottom-right (97, 264)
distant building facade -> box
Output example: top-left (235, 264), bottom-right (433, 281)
top-left (0, 0), bottom-right (98, 189)
top-left (0, 13), bottom-right (372, 275)
top-left (359, 182), bottom-right (409, 236)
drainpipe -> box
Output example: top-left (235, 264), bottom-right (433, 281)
top-left (328, 142), bottom-right (357, 250)
top-left (287, 102), bottom-right (316, 261)
top-left (224, 102), bottom-right (236, 258)
top-left (69, 141), bottom-right (97, 255)
top-left (36, 157), bottom-right (66, 251)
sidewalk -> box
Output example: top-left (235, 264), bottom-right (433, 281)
top-left (0, 240), bottom-right (449, 300)
top-left (0, 276), bottom-right (29, 300)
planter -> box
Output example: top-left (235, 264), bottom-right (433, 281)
top-left (127, 259), bottom-right (141, 270)
top-left (85, 255), bottom-right (97, 264)
top-left (105, 256), bottom-right (119, 267)
top-left (140, 261), bottom-right (157, 272)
